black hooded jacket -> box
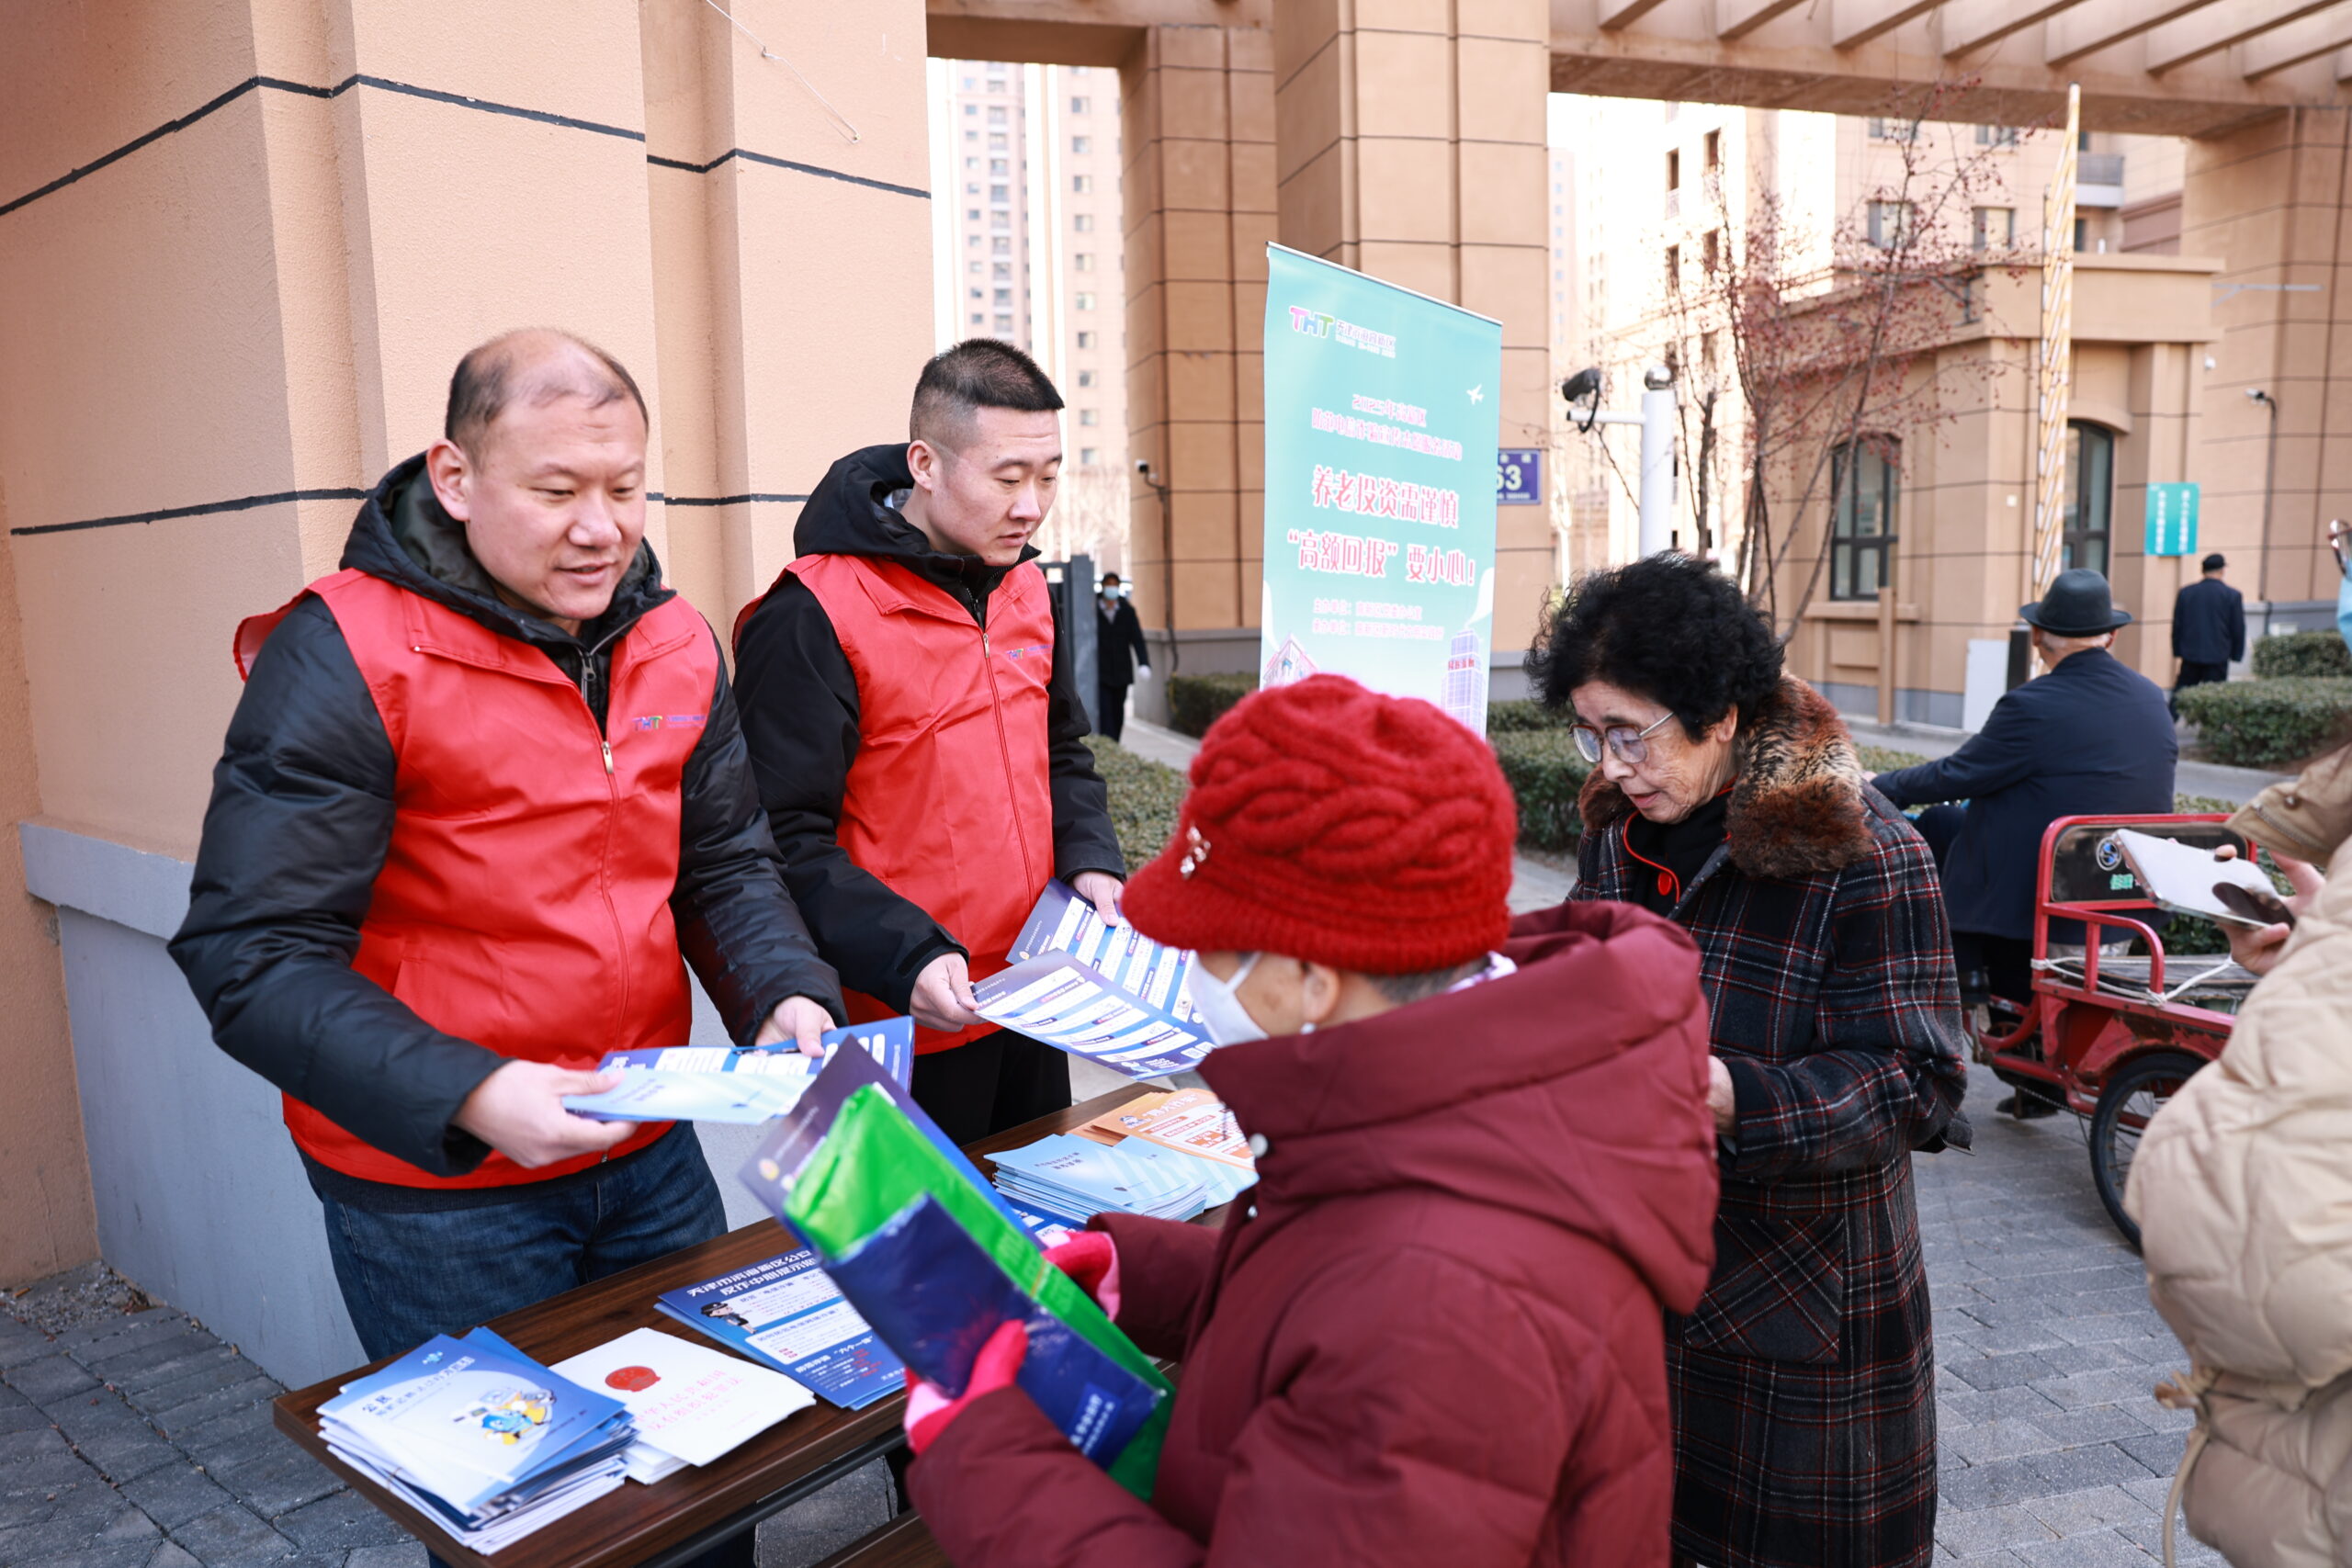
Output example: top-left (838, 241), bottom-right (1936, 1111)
top-left (170, 457), bottom-right (842, 1184)
top-left (731, 443), bottom-right (1124, 1010)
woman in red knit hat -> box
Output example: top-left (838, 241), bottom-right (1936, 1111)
top-left (900, 672), bottom-right (1724, 1568)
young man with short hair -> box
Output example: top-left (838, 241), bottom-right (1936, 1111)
top-left (733, 339), bottom-right (1125, 1144)
top-left (899, 675), bottom-right (1722, 1567)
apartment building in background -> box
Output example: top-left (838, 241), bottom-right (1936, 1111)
top-left (930, 59), bottom-right (1131, 570)
top-left (1547, 99), bottom-right (2225, 728)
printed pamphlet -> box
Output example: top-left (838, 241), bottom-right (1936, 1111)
top-left (562, 1018), bottom-right (913, 1124)
top-left (654, 1250), bottom-right (903, 1411)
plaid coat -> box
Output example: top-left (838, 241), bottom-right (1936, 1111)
top-left (1569, 675), bottom-right (1969, 1568)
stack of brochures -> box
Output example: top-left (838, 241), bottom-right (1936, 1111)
top-left (561, 1019), bottom-right (914, 1125)
top-left (988, 1133), bottom-right (1252, 1224)
top-left (317, 1327), bottom-right (635, 1552)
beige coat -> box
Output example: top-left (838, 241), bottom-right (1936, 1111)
top-left (2126, 749), bottom-right (2352, 1567)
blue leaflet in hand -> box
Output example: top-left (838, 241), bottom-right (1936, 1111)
top-left (823, 1195), bottom-right (1159, 1467)
top-left (565, 1018), bottom-right (916, 1122)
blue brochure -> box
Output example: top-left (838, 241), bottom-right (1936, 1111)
top-left (564, 1018), bottom-right (914, 1123)
top-left (653, 1249), bottom-right (902, 1410)
top-left (741, 1031), bottom-right (1026, 1242)
top-left (824, 1194), bottom-right (1160, 1465)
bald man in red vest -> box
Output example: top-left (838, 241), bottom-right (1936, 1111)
top-left (174, 331), bottom-right (842, 1383)
top-left (733, 339), bottom-right (1125, 1145)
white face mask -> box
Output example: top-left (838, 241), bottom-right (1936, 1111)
top-left (1185, 953), bottom-right (1266, 1046)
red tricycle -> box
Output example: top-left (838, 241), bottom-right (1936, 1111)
top-left (1971, 813), bottom-right (2256, 1248)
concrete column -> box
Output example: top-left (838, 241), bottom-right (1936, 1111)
top-left (1272, 0), bottom-right (1553, 656)
top-left (639, 0), bottom-right (934, 623)
top-left (1120, 24), bottom-right (1277, 686)
top-left (2183, 108), bottom-right (2352, 617)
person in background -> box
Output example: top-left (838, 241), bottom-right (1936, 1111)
top-left (172, 333), bottom-right (841, 1568)
top-left (1874, 568), bottom-right (2176, 1114)
top-left (1092, 570), bottom-right (1149, 742)
top-left (2170, 551), bottom-right (2244, 713)
top-left (731, 339), bottom-right (1125, 1145)
top-left (899, 674), bottom-right (1721, 1568)
top-left (2125, 522), bottom-right (2352, 1566)
top-left (1538, 553), bottom-right (1968, 1568)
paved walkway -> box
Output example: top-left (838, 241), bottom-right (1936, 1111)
top-left (1917, 1063), bottom-right (2212, 1567)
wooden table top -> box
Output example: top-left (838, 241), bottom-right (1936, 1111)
top-left (274, 1087), bottom-right (1150, 1568)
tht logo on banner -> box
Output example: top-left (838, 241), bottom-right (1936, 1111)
top-left (1286, 304), bottom-right (1397, 359)
top-left (632, 714), bottom-right (708, 732)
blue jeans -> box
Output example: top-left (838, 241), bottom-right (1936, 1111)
top-left (312, 1123), bottom-right (727, 1361)
top-left (312, 1127), bottom-right (751, 1567)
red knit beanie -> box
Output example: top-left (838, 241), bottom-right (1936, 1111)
top-left (1123, 674), bottom-right (1517, 975)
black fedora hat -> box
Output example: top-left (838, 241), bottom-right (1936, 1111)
top-left (2020, 568), bottom-right (2132, 636)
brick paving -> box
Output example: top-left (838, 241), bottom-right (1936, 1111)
top-left (1917, 1062), bottom-right (2213, 1567)
top-left (4, 1054), bottom-right (2222, 1568)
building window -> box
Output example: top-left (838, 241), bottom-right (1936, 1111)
top-left (992, 236), bottom-right (1011, 254)
top-left (964, 157), bottom-right (978, 171)
top-left (1072, 174), bottom-right (1091, 194)
top-left (1080, 447), bottom-right (1100, 465)
top-left (968, 261), bottom-right (981, 274)
top-left (1074, 253), bottom-right (1094, 271)
top-left (1703, 129), bottom-right (1721, 172)
top-left (993, 261), bottom-right (1012, 279)
top-left (1076, 331), bottom-right (1096, 348)
top-left (989, 107), bottom-right (1007, 124)
top-left (1976, 123), bottom-right (2020, 147)
top-left (1072, 135), bottom-right (1091, 154)
top-left (1080, 408), bottom-right (1100, 426)
top-left (989, 133), bottom-right (1008, 151)
top-left (1972, 206), bottom-right (2015, 250)
top-left (987, 185), bottom-right (1006, 205)
top-left (995, 314), bottom-right (1014, 332)
top-left (964, 130), bottom-right (978, 142)
top-left (968, 287), bottom-right (983, 299)
top-left (1074, 291), bottom-right (1095, 310)
top-left (1830, 438), bottom-right (1898, 601)
top-left (2074, 215), bottom-right (2089, 252)
top-left (1666, 149), bottom-right (1680, 191)
top-left (991, 211), bottom-right (1010, 229)
top-left (993, 288), bottom-right (1012, 306)
top-left (965, 104), bottom-right (978, 117)
top-left (989, 158), bottom-right (1008, 175)
top-left (967, 234), bottom-right (980, 248)
top-left (1664, 244), bottom-right (1679, 292)
top-left (1076, 369), bottom-right (1096, 388)
top-left (967, 209), bottom-right (981, 221)
top-left (1073, 213), bottom-right (1094, 232)
top-left (1867, 200), bottom-right (1914, 249)
top-left (2064, 423), bottom-right (2115, 576)
top-left (1867, 117), bottom-right (1918, 141)
top-left (1702, 229), bottom-right (1721, 274)
top-left (1070, 96), bottom-right (1091, 113)
top-left (970, 312), bottom-right (985, 325)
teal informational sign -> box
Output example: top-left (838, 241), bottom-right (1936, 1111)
top-left (1260, 244), bottom-right (1503, 732)
top-left (2145, 482), bottom-right (2200, 557)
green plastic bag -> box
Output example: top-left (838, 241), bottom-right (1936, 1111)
top-left (784, 1084), bottom-right (1172, 1498)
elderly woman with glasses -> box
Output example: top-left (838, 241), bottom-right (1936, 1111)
top-left (1528, 553), bottom-right (1969, 1568)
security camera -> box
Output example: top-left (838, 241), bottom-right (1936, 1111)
top-left (1136, 457), bottom-right (1150, 473)
top-left (1560, 367), bottom-right (1602, 405)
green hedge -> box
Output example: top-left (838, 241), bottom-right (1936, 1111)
top-left (1163, 672), bottom-right (1258, 739)
top-left (1487, 698), bottom-right (1568, 733)
top-left (1091, 739), bottom-right (1189, 873)
top-left (2253, 630), bottom-right (2352, 680)
top-left (1491, 730), bottom-right (1593, 852)
top-left (2176, 676), bottom-right (2352, 767)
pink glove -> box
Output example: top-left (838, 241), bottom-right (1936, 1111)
top-left (904, 1320), bottom-right (1027, 1456)
top-left (1045, 1232), bottom-right (1122, 1321)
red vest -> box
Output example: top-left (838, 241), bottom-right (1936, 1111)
top-left (236, 569), bottom-right (715, 1186)
top-left (755, 554), bottom-right (1058, 1054)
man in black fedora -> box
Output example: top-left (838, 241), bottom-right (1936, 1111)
top-left (1872, 569), bottom-right (2176, 1113)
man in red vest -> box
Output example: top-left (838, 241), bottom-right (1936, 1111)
top-left (733, 339), bottom-right (1125, 1145)
top-left (173, 331), bottom-right (842, 1374)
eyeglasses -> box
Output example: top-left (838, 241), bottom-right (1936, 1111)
top-left (1571, 710), bottom-right (1677, 765)
top-left (2330, 518), bottom-right (2350, 580)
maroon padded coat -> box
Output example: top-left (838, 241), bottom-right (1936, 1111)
top-left (908, 900), bottom-right (1721, 1568)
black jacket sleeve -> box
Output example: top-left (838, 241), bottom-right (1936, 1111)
top-left (733, 578), bottom-right (967, 1010)
top-left (672, 639), bottom-right (846, 1043)
top-left (2228, 590), bottom-right (2246, 663)
top-left (1048, 592), bottom-right (1125, 885)
top-left (168, 598), bottom-right (507, 1177)
top-left (1118, 603), bottom-right (1151, 671)
top-left (1872, 687), bottom-right (2040, 807)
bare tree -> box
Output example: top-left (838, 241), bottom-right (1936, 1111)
top-left (1035, 464), bottom-right (1131, 570)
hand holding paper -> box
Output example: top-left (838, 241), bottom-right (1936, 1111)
top-left (1045, 1233), bottom-right (1121, 1320)
top-left (458, 1061), bottom-right (636, 1167)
